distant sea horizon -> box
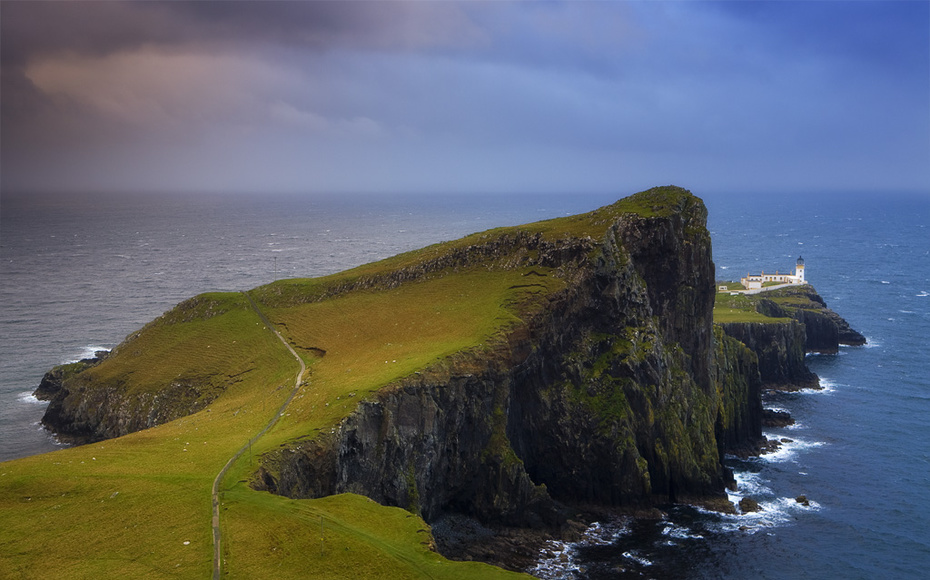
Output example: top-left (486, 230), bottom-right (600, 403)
top-left (1, 189), bottom-right (928, 578)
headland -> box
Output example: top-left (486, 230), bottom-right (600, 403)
top-left (2, 186), bottom-right (863, 577)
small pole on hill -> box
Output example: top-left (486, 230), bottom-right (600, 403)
top-left (320, 516), bottom-right (324, 557)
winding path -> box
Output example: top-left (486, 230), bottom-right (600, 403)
top-left (211, 292), bottom-right (306, 579)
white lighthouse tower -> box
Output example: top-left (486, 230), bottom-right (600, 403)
top-left (794, 256), bottom-right (805, 283)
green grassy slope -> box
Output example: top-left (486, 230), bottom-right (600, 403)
top-left (713, 291), bottom-right (793, 324)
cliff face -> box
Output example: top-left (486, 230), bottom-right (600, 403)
top-left (712, 326), bottom-right (763, 454)
top-left (34, 186), bottom-right (766, 533)
top-left (34, 292), bottom-right (277, 444)
top-left (255, 188), bottom-right (759, 527)
top-left (717, 285), bottom-right (865, 390)
top-left (39, 374), bottom-right (218, 444)
top-left (716, 320), bottom-right (817, 390)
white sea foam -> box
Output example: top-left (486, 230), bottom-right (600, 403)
top-left (530, 520), bottom-right (631, 578)
top-left (732, 470), bottom-right (773, 498)
top-left (798, 378), bottom-right (837, 394)
top-left (661, 522), bottom-right (704, 541)
top-left (714, 465), bottom-right (823, 534)
top-left (916, 291), bottom-right (928, 297)
top-left (17, 391), bottom-right (46, 405)
top-left (709, 495), bottom-right (822, 534)
top-left (63, 345), bottom-right (111, 364)
top-left (760, 434), bottom-right (826, 463)
top-left (622, 551), bottom-right (653, 566)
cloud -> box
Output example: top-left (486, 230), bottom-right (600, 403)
top-left (2, 1), bottom-right (927, 195)
top-left (2, 1), bottom-right (486, 67)
top-left (25, 49), bottom-right (293, 128)
top-left (269, 101), bottom-right (383, 138)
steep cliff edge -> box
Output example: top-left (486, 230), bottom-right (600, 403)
top-left (715, 285), bottom-right (865, 390)
top-left (35, 292), bottom-right (296, 444)
top-left (33, 186), bottom-right (766, 556)
top-left (716, 319), bottom-right (816, 390)
top-left (252, 186), bottom-right (758, 533)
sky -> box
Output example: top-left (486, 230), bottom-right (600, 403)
top-left (2, 0), bottom-right (928, 197)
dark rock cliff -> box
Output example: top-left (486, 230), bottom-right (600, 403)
top-left (718, 285), bottom-right (865, 390)
top-left (35, 295), bottom-right (244, 444)
top-left (254, 187), bottom-right (760, 530)
top-left (712, 326), bottom-right (763, 454)
top-left (716, 320), bottom-right (817, 390)
top-left (32, 186), bottom-right (771, 543)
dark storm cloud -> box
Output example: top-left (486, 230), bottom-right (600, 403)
top-left (1, 0), bottom-right (483, 66)
top-left (2, 1), bottom-right (928, 195)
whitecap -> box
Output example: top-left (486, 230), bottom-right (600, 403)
top-left (916, 291), bottom-right (928, 297)
top-left (759, 435), bottom-right (826, 463)
top-left (722, 496), bottom-right (821, 533)
top-left (64, 345), bottom-right (111, 364)
top-left (798, 378), bottom-right (837, 394)
top-left (882, 280), bottom-right (891, 284)
top-left (661, 522), bottom-right (704, 541)
top-left (731, 470), bottom-right (773, 498)
top-left (17, 391), bottom-right (46, 405)
top-left (622, 551), bottom-right (653, 566)
top-left (530, 519), bottom-right (631, 578)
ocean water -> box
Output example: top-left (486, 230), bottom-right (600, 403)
top-left (1, 190), bottom-right (928, 578)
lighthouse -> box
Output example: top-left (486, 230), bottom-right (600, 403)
top-left (795, 256), bottom-right (805, 283)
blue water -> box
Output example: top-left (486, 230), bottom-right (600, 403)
top-left (1, 191), bottom-right (928, 577)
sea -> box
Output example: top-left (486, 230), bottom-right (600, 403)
top-left (1, 190), bottom-right (928, 578)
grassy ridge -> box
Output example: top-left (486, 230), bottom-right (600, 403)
top-left (0, 295), bottom-right (298, 577)
top-left (713, 291), bottom-right (792, 324)
top-left (0, 266), bottom-right (560, 578)
top-left (222, 488), bottom-right (521, 579)
top-left (251, 267), bottom-right (563, 452)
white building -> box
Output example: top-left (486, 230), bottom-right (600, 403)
top-left (740, 256), bottom-right (805, 290)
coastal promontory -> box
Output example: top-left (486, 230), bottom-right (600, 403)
top-left (4, 186), bottom-right (861, 577)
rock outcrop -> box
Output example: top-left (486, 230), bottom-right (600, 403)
top-left (35, 294), bottom-right (249, 444)
top-left (716, 320), bottom-right (818, 390)
top-left (717, 285), bottom-right (865, 390)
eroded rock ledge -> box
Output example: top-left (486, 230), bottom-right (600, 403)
top-left (718, 285), bottom-right (865, 391)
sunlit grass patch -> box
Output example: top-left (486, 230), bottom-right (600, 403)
top-left (253, 267), bottom-right (563, 447)
top-left (713, 292), bottom-right (792, 324)
top-left (222, 487), bottom-right (527, 579)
